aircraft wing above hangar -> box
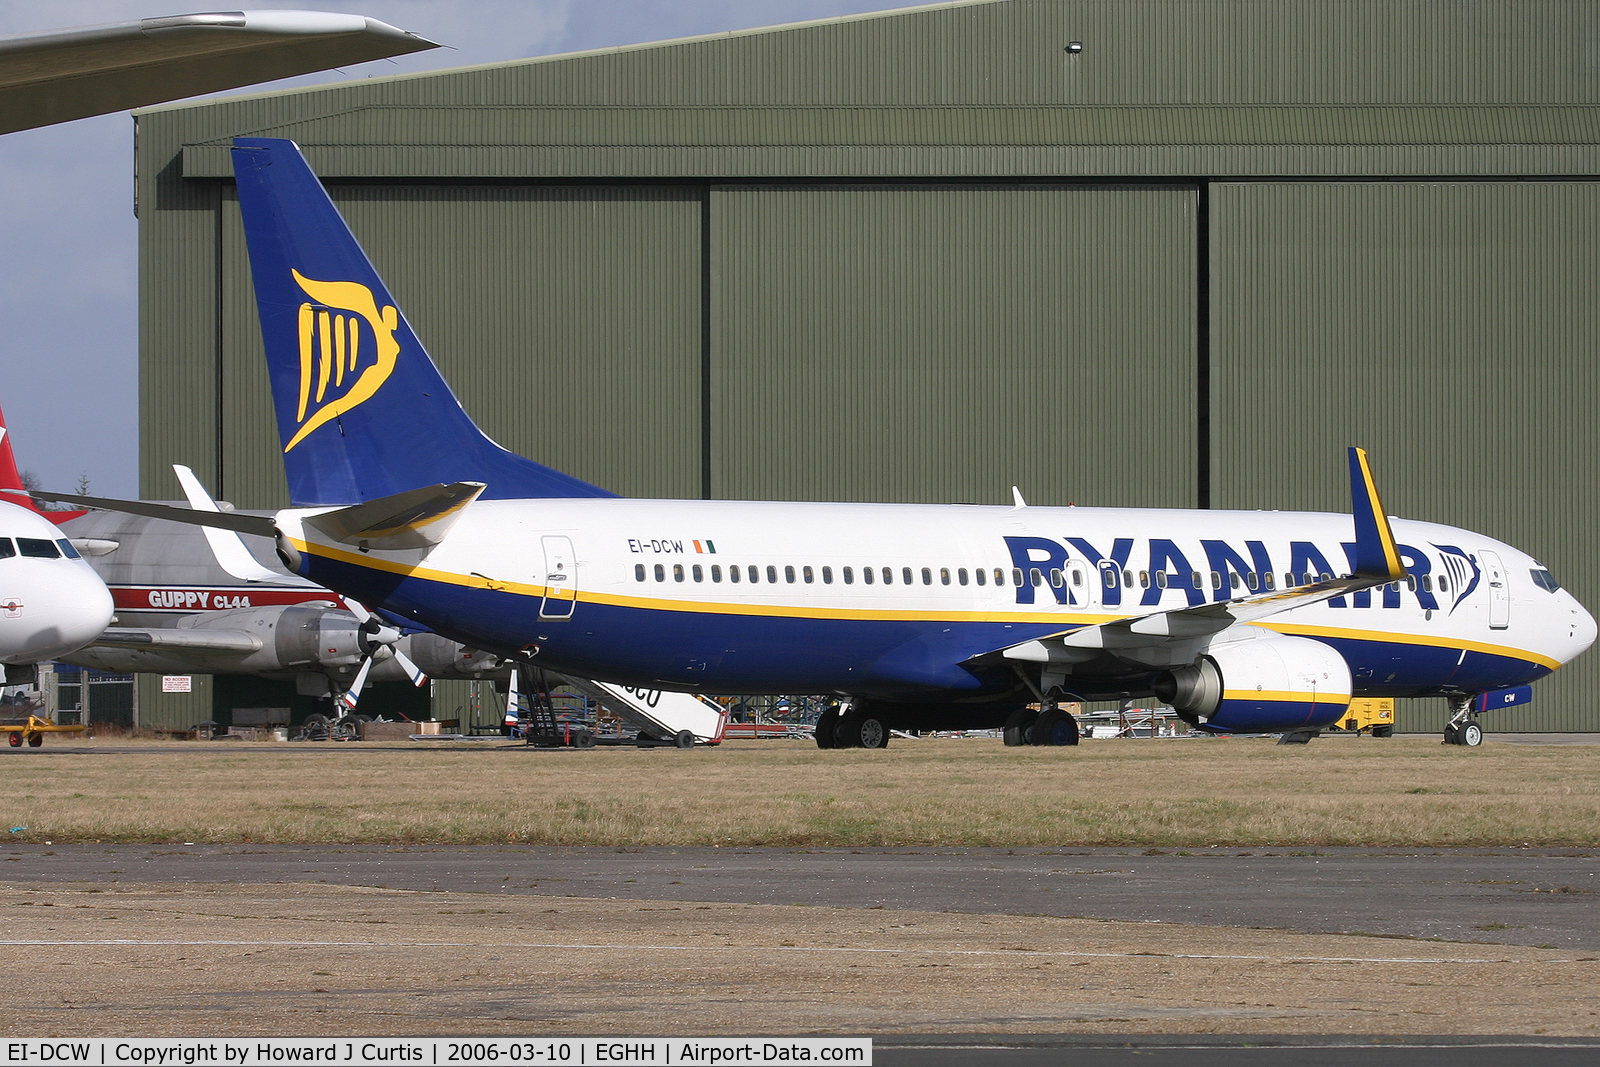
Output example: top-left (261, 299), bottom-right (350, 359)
top-left (0, 10), bottom-right (438, 135)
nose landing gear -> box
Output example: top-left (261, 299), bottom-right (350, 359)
top-left (1443, 695), bottom-right (1483, 746)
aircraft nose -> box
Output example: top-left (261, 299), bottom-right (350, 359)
top-left (23, 566), bottom-right (114, 661)
top-left (1562, 592), bottom-right (1598, 665)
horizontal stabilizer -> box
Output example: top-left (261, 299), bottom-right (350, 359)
top-left (304, 481), bottom-right (484, 551)
top-left (6, 488), bottom-right (277, 537)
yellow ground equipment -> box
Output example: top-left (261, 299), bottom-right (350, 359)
top-left (2, 715), bottom-right (89, 749)
top-left (1331, 698), bottom-right (1395, 737)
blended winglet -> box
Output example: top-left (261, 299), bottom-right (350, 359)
top-left (1348, 446), bottom-right (1405, 579)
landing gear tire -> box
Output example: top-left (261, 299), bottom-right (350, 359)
top-left (1443, 725), bottom-right (1462, 745)
top-left (26, 734), bottom-right (41, 748)
top-left (7, 732), bottom-right (20, 748)
top-left (1030, 706), bottom-right (1080, 747)
top-left (1460, 722), bottom-right (1483, 747)
top-left (300, 713), bottom-right (330, 742)
top-left (674, 729), bottom-right (696, 749)
top-left (1003, 708), bottom-right (1038, 747)
top-left (833, 709), bottom-right (865, 748)
top-left (814, 706), bottom-right (841, 749)
top-left (854, 712), bottom-right (891, 750)
top-left (1370, 725), bottom-right (1394, 738)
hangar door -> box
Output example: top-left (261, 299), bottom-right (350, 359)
top-left (710, 184), bottom-right (1198, 508)
top-left (1210, 182), bottom-right (1600, 731)
top-left (219, 184), bottom-right (703, 507)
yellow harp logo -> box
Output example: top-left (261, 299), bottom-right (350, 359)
top-left (285, 269), bottom-right (401, 453)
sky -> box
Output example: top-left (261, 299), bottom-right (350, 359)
top-left (0, 0), bottom-right (903, 498)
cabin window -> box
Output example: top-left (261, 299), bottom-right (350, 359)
top-left (711, 565), bottom-right (722, 583)
top-left (1103, 568), bottom-right (1117, 589)
top-left (940, 567), bottom-right (951, 586)
top-left (1246, 572), bottom-right (1257, 591)
top-left (1011, 568), bottom-right (1023, 586)
top-left (17, 538), bottom-right (59, 559)
top-left (750, 565), bottom-right (760, 583)
top-left (1138, 570), bottom-right (1149, 588)
top-left (1320, 572), bottom-right (1331, 583)
top-left (654, 564), bottom-right (665, 582)
top-left (635, 564), bottom-right (646, 582)
top-left (974, 568), bottom-right (985, 586)
top-left (1030, 568), bottom-right (1044, 587)
top-left (784, 565), bottom-right (795, 583)
top-left (1212, 571), bottom-right (1223, 590)
top-left (1264, 572), bottom-right (1275, 590)
top-left (1048, 568), bottom-right (1062, 588)
top-left (1071, 569), bottom-right (1083, 587)
top-left (692, 565), bottom-right (703, 582)
top-left (921, 567), bottom-right (932, 585)
top-left (1421, 574), bottom-right (1433, 592)
top-left (957, 568), bottom-right (968, 586)
top-left (863, 567), bottom-right (874, 585)
top-left (820, 566), bottom-right (830, 584)
top-left (673, 564), bottom-right (685, 582)
top-left (995, 568), bottom-right (1007, 586)
top-left (1406, 575), bottom-right (1417, 592)
top-left (1155, 571), bottom-right (1168, 589)
top-left (1229, 573), bottom-right (1240, 591)
top-left (843, 566), bottom-right (854, 584)
top-left (1191, 571), bottom-right (1202, 589)
top-left (1284, 573), bottom-right (1295, 588)
top-left (903, 567), bottom-right (914, 585)
top-left (729, 565), bottom-right (741, 583)
top-left (884, 567), bottom-right (895, 584)
top-left (1438, 575), bottom-right (1448, 592)
top-left (804, 566), bottom-right (814, 584)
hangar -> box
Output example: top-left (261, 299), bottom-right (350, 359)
top-left (131, 0), bottom-right (1600, 732)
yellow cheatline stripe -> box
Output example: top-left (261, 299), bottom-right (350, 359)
top-left (1354, 447), bottom-right (1404, 579)
top-left (291, 538), bottom-right (1110, 626)
top-left (291, 538), bottom-right (1563, 670)
top-left (1222, 689), bottom-right (1352, 704)
top-left (1265, 620), bottom-right (1561, 671)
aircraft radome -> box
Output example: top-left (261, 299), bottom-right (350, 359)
top-left (38, 138), bottom-right (1598, 750)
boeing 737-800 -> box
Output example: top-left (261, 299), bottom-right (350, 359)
top-left (39, 138), bottom-right (1596, 748)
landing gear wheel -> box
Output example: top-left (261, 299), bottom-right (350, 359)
top-left (1370, 725), bottom-right (1394, 738)
top-left (1460, 722), bottom-right (1483, 747)
top-left (301, 713), bottom-right (330, 742)
top-left (7, 732), bottom-right (20, 748)
top-left (26, 734), bottom-right (41, 748)
top-left (1031, 706), bottom-right (1080, 747)
top-left (330, 716), bottom-right (361, 742)
top-left (1443, 725), bottom-right (1461, 746)
top-left (854, 712), bottom-right (891, 750)
top-left (833, 709), bottom-right (865, 748)
top-left (1002, 708), bottom-right (1038, 747)
top-left (674, 729), bottom-right (696, 749)
top-left (813, 706), bottom-right (841, 749)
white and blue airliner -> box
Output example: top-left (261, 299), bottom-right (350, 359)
top-left (43, 139), bottom-right (1596, 749)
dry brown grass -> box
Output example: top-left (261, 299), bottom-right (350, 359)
top-left (0, 735), bottom-right (1596, 847)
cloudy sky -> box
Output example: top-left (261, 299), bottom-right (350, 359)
top-left (0, 0), bottom-right (902, 497)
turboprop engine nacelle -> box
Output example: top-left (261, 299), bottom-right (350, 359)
top-left (1154, 635), bottom-right (1351, 734)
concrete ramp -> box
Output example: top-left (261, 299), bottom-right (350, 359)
top-left (554, 674), bottom-right (727, 744)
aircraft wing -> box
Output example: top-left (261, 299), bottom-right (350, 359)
top-left (987, 447), bottom-right (1409, 672)
top-left (90, 627), bottom-right (263, 654)
top-left (0, 10), bottom-right (437, 135)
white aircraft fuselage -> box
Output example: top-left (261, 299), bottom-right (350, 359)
top-left (0, 501), bottom-right (114, 666)
top-left (276, 498), bottom-right (1594, 713)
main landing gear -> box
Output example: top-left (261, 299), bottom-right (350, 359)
top-left (1443, 695), bottom-right (1483, 747)
top-left (815, 702), bottom-right (893, 749)
top-left (1002, 697), bottom-right (1080, 747)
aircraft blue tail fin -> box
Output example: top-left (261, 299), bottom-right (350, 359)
top-left (230, 137), bottom-right (615, 506)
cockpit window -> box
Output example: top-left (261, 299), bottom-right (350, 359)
top-left (17, 538), bottom-right (60, 559)
top-left (55, 539), bottom-right (81, 560)
top-left (1530, 568), bottom-right (1562, 593)
top-left (0, 539), bottom-right (12, 559)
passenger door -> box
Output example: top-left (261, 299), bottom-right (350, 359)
top-left (1480, 550), bottom-right (1510, 630)
top-left (540, 536), bottom-right (577, 620)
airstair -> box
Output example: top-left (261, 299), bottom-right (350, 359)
top-left (553, 673), bottom-right (728, 746)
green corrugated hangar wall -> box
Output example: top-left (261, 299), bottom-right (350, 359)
top-left (134, 0), bottom-right (1600, 733)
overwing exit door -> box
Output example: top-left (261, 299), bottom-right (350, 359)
top-left (540, 536), bottom-right (577, 619)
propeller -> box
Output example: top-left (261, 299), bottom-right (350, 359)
top-left (337, 597), bottom-right (426, 711)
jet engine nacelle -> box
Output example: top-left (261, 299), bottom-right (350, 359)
top-left (1154, 635), bottom-right (1351, 734)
